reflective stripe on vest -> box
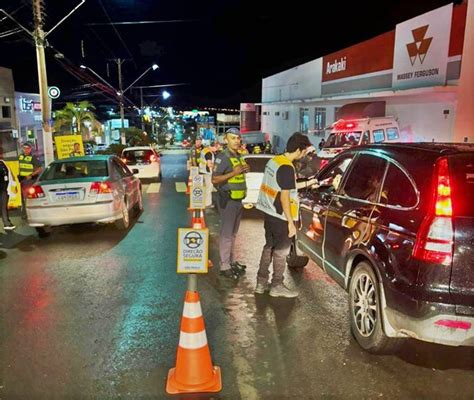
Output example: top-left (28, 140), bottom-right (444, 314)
top-left (225, 150), bottom-right (247, 200)
top-left (19, 155), bottom-right (34, 176)
top-left (256, 155), bottom-right (299, 221)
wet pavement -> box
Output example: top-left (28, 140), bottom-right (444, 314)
top-left (0, 154), bottom-right (473, 399)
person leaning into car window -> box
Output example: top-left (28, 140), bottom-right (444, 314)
top-left (255, 132), bottom-right (317, 298)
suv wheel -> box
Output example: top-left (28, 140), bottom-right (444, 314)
top-left (287, 239), bottom-right (309, 268)
top-left (349, 261), bottom-right (404, 354)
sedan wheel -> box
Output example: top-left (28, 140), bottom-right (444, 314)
top-left (349, 261), bottom-right (404, 354)
top-left (115, 198), bottom-right (130, 230)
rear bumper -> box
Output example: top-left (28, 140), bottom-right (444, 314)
top-left (26, 200), bottom-right (121, 227)
top-left (384, 302), bottom-right (474, 347)
top-left (133, 164), bottom-right (160, 179)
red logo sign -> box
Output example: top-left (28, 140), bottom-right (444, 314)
top-left (406, 25), bottom-right (433, 66)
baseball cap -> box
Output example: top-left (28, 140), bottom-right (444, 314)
top-left (286, 132), bottom-right (312, 153)
top-left (22, 141), bottom-right (33, 148)
top-left (225, 128), bottom-right (241, 136)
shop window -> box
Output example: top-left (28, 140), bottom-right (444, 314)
top-left (300, 108), bottom-right (309, 133)
top-left (314, 107), bottom-right (326, 135)
top-left (2, 106), bottom-right (11, 118)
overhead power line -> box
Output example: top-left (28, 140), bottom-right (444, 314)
top-left (86, 19), bottom-right (195, 26)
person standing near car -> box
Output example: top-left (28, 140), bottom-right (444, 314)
top-left (255, 132), bottom-right (315, 297)
top-left (18, 142), bottom-right (43, 217)
top-left (212, 128), bottom-right (250, 279)
top-left (0, 158), bottom-right (16, 231)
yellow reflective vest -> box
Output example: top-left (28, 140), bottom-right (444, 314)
top-left (19, 154), bottom-right (34, 177)
top-left (257, 155), bottom-right (299, 221)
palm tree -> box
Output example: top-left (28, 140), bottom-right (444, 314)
top-left (54, 101), bottom-right (102, 140)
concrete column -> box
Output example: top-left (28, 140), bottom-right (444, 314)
top-left (453, 0), bottom-right (474, 142)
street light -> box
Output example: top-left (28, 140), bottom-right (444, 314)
top-left (162, 90), bottom-right (171, 100)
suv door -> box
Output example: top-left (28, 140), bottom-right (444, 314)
top-left (297, 155), bottom-right (354, 269)
top-left (323, 153), bottom-right (387, 284)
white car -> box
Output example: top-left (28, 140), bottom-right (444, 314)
top-left (26, 155), bottom-right (143, 236)
top-left (242, 154), bottom-right (272, 209)
top-left (121, 146), bottom-right (162, 181)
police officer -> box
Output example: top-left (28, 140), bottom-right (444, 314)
top-left (199, 141), bottom-right (219, 208)
top-left (188, 137), bottom-right (203, 168)
top-left (19, 142), bottom-right (42, 217)
top-left (0, 158), bottom-right (16, 231)
top-left (255, 133), bottom-right (316, 297)
top-left (212, 128), bottom-right (250, 279)
top-left (252, 144), bottom-right (262, 154)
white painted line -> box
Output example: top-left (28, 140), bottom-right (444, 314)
top-left (146, 183), bottom-right (161, 194)
top-left (176, 182), bottom-right (187, 193)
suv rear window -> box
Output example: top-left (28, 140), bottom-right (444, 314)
top-left (450, 154), bottom-right (474, 217)
top-left (123, 149), bottom-right (154, 164)
top-left (41, 160), bottom-right (108, 180)
top-left (381, 164), bottom-right (417, 208)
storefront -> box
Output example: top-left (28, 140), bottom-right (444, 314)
top-left (15, 92), bottom-right (44, 158)
top-left (260, 3), bottom-right (470, 152)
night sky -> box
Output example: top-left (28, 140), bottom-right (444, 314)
top-left (0, 0), bottom-right (458, 109)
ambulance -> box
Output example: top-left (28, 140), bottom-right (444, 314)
top-left (318, 116), bottom-right (401, 170)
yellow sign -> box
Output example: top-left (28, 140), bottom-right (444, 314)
top-left (55, 135), bottom-right (85, 159)
top-left (177, 228), bottom-right (209, 274)
top-left (4, 160), bottom-right (21, 208)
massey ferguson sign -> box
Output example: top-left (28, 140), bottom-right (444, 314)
top-left (392, 3), bottom-right (452, 89)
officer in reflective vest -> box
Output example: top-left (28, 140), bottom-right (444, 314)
top-left (188, 137), bottom-right (203, 168)
top-left (255, 132), bottom-right (316, 298)
top-left (19, 142), bottom-right (42, 182)
top-left (212, 128), bottom-right (250, 279)
top-left (199, 142), bottom-right (220, 207)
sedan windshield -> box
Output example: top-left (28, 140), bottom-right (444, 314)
top-left (41, 160), bottom-right (108, 180)
top-left (324, 132), bottom-right (362, 148)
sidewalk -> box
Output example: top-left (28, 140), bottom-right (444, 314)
top-left (0, 209), bottom-right (35, 250)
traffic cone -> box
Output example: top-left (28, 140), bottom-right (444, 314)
top-left (186, 174), bottom-right (192, 195)
top-left (191, 210), bottom-right (206, 229)
top-left (166, 291), bottom-right (222, 394)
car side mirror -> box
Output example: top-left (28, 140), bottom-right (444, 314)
top-left (132, 168), bottom-right (139, 174)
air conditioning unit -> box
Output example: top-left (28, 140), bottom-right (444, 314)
top-left (282, 111), bottom-right (289, 120)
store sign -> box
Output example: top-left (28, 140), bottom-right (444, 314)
top-left (326, 57), bottom-right (347, 75)
top-left (19, 97), bottom-right (41, 113)
top-left (177, 228), bottom-right (209, 274)
top-left (392, 4), bottom-right (452, 89)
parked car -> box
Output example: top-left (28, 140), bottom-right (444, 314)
top-left (242, 154), bottom-right (272, 209)
top-left (288, 143), bottom-right (474, 353)
top-left (121, 146), bottom-right (162, 182)
top-left (26, 155), bottom-right (143, 236)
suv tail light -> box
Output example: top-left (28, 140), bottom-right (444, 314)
top-left (413, 158), bottom-right (453, 265)
top-left (90, 181), bottom-right (113, 195)
top-left (27, 185), bottom-right (45, 199)
top-left (320, 159), bottom-right (330, 170)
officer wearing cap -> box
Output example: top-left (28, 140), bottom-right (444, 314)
top-left (212, 128), bottom-right (250, 279)
top-left (19, 142), bottom-right (42, 183)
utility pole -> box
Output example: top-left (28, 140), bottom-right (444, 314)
top-left (115, 58), bottom-right (126, 145)
top-left (32, 0), bottom-right (54, 166)
top-left (140, 87), bottom-right (145, 132)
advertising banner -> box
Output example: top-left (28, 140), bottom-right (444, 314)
top-left (55, 135), bottom-right (85, 159)
top-left (177, 228), bottom-right (209, 274)
top-left (392, 4), bottom-right (453, 89)
top-left (5, 160), bottom-right (21, 208)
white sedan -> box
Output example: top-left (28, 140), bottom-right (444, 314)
top-left (26, 155), bottom-right (143, 236)
top-left (121, 146), bottom-right (162, 182)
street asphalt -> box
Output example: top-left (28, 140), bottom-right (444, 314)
top-left (0, 153), bottom-right (473, 399)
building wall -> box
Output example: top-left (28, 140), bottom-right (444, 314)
top-left (0, 67), bottom-right (16, 130)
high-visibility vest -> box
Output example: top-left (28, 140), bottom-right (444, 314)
top-left (252, 145), bottom-right (262, 154)
top-left (257, 155), bottom-right (299, 221)
top-left (219, 149), bottom-right (247, 200)
top-left (199, 147), bottom-right (214, 174)
top-left (19, 154), bottom-right (34, 177)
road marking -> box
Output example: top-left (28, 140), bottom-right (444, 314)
top-left (175, 182), bottom-right (187, 192)
top-left (146, 183), bottom-right (161, 193)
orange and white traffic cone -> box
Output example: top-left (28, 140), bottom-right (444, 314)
top-left (186, 173), bottom-right (192, 195)
top-left (166, 290), bottom-right (221, 394)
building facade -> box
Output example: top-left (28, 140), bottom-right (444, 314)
top-left (261, 3), bottom-right (471, 152)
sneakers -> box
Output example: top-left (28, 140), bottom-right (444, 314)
top-left (230, 261), bottom-right (246, 275)
top-left (4, 222), bottom-right (16, 231)
top-left (254, 282), bottom-right (270, 294)
top-left (269, 284), bottom-right (298, 298)
top-left (219, 269), bottom-right (239, 280)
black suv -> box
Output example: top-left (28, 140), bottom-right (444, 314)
top-left (289, 143), bottom-right (473, 353)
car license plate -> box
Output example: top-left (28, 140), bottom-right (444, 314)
top-left (55, 191), bottom-right (81, 201)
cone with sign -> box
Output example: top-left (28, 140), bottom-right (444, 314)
top-left (166, 290), bottom-right (221, 394)
top-left (191, 209), bottom-right (206, 229)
